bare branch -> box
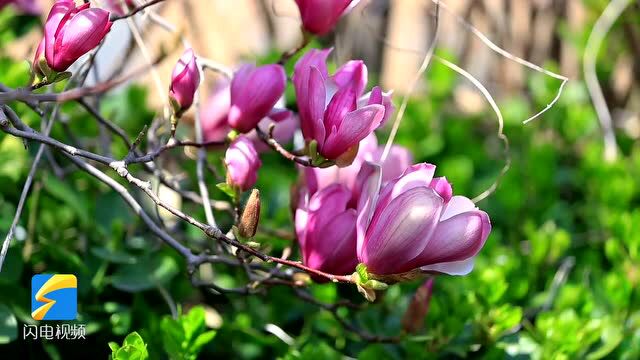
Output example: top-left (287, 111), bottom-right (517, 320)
top-left (584, 0), bottom-right (629, 162)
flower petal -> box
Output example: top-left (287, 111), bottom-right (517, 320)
top-left (440, 195), bottom-right (476, 220)
top-left (420, 257), bottom-right (476, 276)
top-left (413, 210), bottom-right (491, 266)
top-left (355, 162), bottom-right (381, 257)
top-left (360, 187), bottom-right (443, 275)
top-left (304, 66), bottom-right (327, 145)
top-left (229, 64), bottom-right (287, 133)
top-left (375, 163), bottom-right (436, 211)
top-left (200, 80), bottom-right (231, 142)
top-left (358, 87), bottom-right (395, 125)
top-left (53, 8), bottom-right (112, 71)
top-left (295, 0), bottom-right (353, 35)
top-left (369, 145), bottom-right (413, 184)
top-left (321, 104), bottom-right (384, 159)
top-left (332, 60), bottom-right (367, 96)
top-left (305, 209), bottom-right (358, 275)
top-left (306, 183), bottom-right (351, 230)
top-left (429, 177), bottom-right (453, 203)
top-left (323, 86), bottom-right (357, 131)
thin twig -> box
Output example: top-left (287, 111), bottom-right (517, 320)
top-left (110, 0), bottom-right (167, 21)
top-left (432, 56), bottom-right (511, 204)
top-left (193, 67), bottom-right (217, 228)
top-left (583, 0), bottom-right (628, 162)
top-left (255, 126), bottom-right (312, 167)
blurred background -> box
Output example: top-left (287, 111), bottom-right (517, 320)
top-left (1, 0), bottom-right (639, 359)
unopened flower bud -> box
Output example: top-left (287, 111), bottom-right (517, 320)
top-left (225, 136), bottom-right (262, 192)
top-left (42, 0), bottom-right (113, 72)
top-left (228, 64), bottom-right (286, 133)
top-left (238, 189), bottom-right (261, 238)
top-left (169, 48), bottom-right (200, 115)
top-left (402, 278), bottom-right (434, 334)
top-left (294, 0), bottom-right (357, 36)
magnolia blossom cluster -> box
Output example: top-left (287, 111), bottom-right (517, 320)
top-left (24, 0), bottom-right (491, 282)
top-left (295, 136), bottom-right (491, 278)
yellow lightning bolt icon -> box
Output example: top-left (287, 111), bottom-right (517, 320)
top-left (31, 275), bottom-right (77, 320)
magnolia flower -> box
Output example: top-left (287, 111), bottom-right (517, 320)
top-left (42, 0), bottom-right (112, 72)
top-left (169, 48), bottom-right (200, 113)
top-left (200, 79), bottom-right (296, 149)
top-left (294, 0), bottom-right (358, 35)
top-left (225, 136), bottom-right (262, 192)
top-left (356, 163), bottom-right (491, 276)
top-left (294, 134), bottom-right (413, 276)
top-left (293, 48), bottom-right (392, 163)
top-left (228, 64), bottom-right (287, 133)
top-left (295, 184), bottom-right (358, 276)
top-left (0, 0), bottom-right (41, 15)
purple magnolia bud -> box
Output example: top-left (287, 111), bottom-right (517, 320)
top-left (0, 0), bottom-right (41, 15)
top-left (225, 136), bottom-right (262, 192)
top-left (294, 0), bottom-right (357, 35)
top-left (228, 64), bottom-right (287, 133)
top-left (295, 184), bottom-right (358, 276)
top-left (356, 163), bottom-right (491, 276)
top-left (169, 48), bottom-right (200, 113)
top-left (293, 48), bottom-right (389, 162)
top-left (43, 0), bottom-right (112, 72)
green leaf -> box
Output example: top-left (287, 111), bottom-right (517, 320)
top-left (0, 304), bottom-right (17, 344)
top-left (0, 135), bottom-right (28, 182)
top-left (190, 330), bottom-right (216, 355)
top-left (216, 182), bottom-right (237, 200)
top-left (161, 306), bottom-right (216, 360)
top-left (111, 255), bottom-right (178, 292)
top-left (91, 247), bottom-right (137, 264)
top-left (356, 263), bottom-right (369, 283)
top-left (110, 331), bottom-right (148, 360)
top-left (51, 71), bottom-right (71, 83)
top-left (43, 176), bottom-right (90, 226)
top-left (362, 279), bottom-right (388, 291)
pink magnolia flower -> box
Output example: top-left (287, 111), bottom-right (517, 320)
top-left (294, 0), bottom-right (358, 35)
top-left (169, 48), bottom-right (200, 112)
top-left (293, 48), bottom-right (392, 162)
top-left (103, 0), bottom-right (134, 16)
top-left (225, 136), bottom-right (262, 192)
top-left (0, 0), bottom-right (41, 15)
top-left (200, 80), bottom-right (297, 149)
top-left (295, 184), bottom-right (358, 276)
top-left (294, 135), bottom-right (413, 277)
top-left (303, 133), bottom-right (412, 203)
top-left (228, 64), bottom-right (287, 133)
top-left (43, 0), bottom-right (112, 72)
top-left (356, 163), bottom-right (491, 276)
